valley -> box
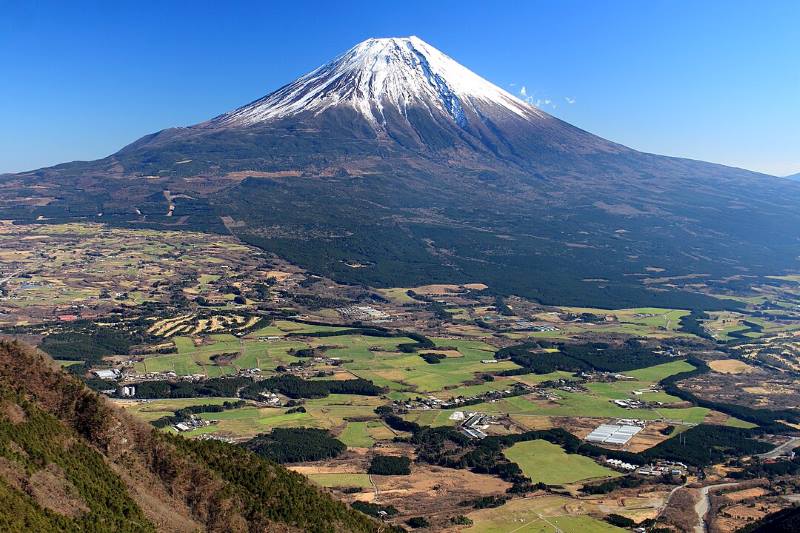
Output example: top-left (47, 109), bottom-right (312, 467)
top-left (2, 221), bottom-right (800, 532)
top-left (1, 29), bottom-right (799, 533)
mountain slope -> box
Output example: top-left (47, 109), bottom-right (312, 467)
top-left (2, 36), bottom-right (800, 308)
top-left (0, 340), bottom-right (391, 533)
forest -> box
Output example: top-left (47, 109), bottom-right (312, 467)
top-left (244, 428), bottom-right (346, 463)
top-left (240, 375), bottom-right (385, 399)
top-left (368, 455), bottom-right (411, 475)
top-left (495, 340), bottom-right (673, 375)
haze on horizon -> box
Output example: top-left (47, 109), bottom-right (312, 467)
top-left (0, 0), bottom-right (798, 176)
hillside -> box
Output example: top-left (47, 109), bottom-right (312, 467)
top-left (0, 340), bottom-right (391, 533)
top-left (2, 37), bottom-right (800, 309)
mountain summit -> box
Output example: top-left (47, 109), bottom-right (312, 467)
top-left (3, 37), bottom-right (800, 309)
top-left (209, 36), bottom-right (542, 129)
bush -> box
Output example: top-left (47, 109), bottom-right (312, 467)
top-left (606, 514), bottom-right (636, 528)
top-left (351, 501), bottom-right (399, 517)
top-left (406, 517), bottom-right (429, 529)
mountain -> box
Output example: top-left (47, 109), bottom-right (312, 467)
top-left (785, 172), bottom-right (800, 181)
top-left (3, 36), bottom-right (800, 308)
top-left (0, 340), bottom-right (392, 533)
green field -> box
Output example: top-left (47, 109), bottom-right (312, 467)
top-left (135, 334), bottom-right (243, 376)
top-left (125, 387), bottom-right (389, 441)
top-left (306, 473), bottom-right (372, 488)
top-left (503, 440), bottom-right (620, 485)
top-left (403, 359), bottom-right (710, 426)
top-left (120, 397), bottom-right (237, 422)
top-left (338, 421), bottom-right (376, 448)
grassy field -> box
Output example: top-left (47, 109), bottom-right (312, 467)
top-left (135, 334), bottom-right (242, 376)
top-left (336, 420), bottom-right (394, 447)
top-left (117, 397), bottom-right (236, 422)
top-left (306, 473), bottom-right (372, 488)
top-left (152, 394), bottom-right (388, 439)
top-left (464, 495), bottom-right (625, 533)
top-left (503, 440), bottom-right (620, 485)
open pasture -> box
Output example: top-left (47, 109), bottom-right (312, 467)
top-left (464, 495), bottom-right (625, 533)
top-left (503, 440), bottom-right (620, 485)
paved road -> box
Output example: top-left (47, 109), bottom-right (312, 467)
top-left (694, 482), bottom-right (739, 533)
top-left (757, 436), bottom-right (800, 460)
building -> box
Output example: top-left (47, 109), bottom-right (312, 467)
top-left (92, 368), bottom-right (121, 381)
top-left (585, 423), bottom-right (643, 445)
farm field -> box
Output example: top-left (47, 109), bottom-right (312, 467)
top-left (306, 473), bottom-right (372, 488)
top-left (164, 394), bottom-right (387, 440)
top-left (337, 420), bottom-right (391, 448)
top-left (502, 440), bottom-right (620, 485)
top-left (403, 359), bottom-right (712, 427)
top-left (464, 495), bottom-right (625, 533)
top-left (4, 219), bottom-right (800, 533)
top-left (116, 397), bottom-right (237, 422)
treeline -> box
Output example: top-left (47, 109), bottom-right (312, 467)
top-left (368, 455), bottom-right (411, 475)
top-left (287, 327), bottom-right (392, 339)
top-left (678, 309), bottom-right (714, 340)
top-left (660, 357), bottom-right (800, 430)
top-left (173, 436), bottom-right (396, 532)
top-left (132, 376), bottom-right (253, 399)
top-left (581, 476), bottom-right (648, 495)
top-left (240, 375), bottom-right (385, 400)
top-left (729, 456), bottom-right (800, 480)
top-left (150, 400), bottom-right (246, 428)
top-left (386, 406), bottom-right (772, 493)
top-left (496, 340), bottom-right (673, 375)
top-left (397, 332), bottom-right (435, 353)
top-left (40, 326), bottom-right (139, 362)
top-left (726, 320), bottom-right (764, 341)
top-left (419, 352), bottom-right (446, 364)
top-left (739, 506), bottom-right (800, 533)
top-left (351, 501), bottom-right (398, 518)
top-left (244, 428), bottom-right (346, 463)
top-left (641, 425), bottom-right (771, 466)
top-left (284, 325), bottom-right (436, 355)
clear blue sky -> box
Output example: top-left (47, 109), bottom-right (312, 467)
top-left (1, 0), bottom-right (798, 175)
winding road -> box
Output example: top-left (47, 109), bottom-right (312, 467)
top-left (757, 436), bottom-right (800, 460)
top-left (694, 482), bottom-right (738, 533)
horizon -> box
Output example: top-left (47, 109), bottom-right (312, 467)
top-left (1, 0), bottom-right (798, 176)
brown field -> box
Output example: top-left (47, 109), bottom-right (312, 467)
top-left (289, 465), bottom-right (365, 475)
top-left (708, 359), bottom-right (756, 374)
top-left (411, 283), bottom-right (486, 295)
top-left (510, 414), bottom-right (553, 431)
top-left (625, 422), bottom-right (678, 452)
top-left (366, 464), bottom-right (511, 522)
top-left (225, 170), bottom-right (302, 179)
top-left (723, 487), bottom-right (769, 502)
top-left (714, 501), bottom-right (785, 533)
top-left (264, 270), bottom-right (294, 281)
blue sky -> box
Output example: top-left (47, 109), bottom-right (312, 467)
top-left (1, 0), bottom-right (798, 175)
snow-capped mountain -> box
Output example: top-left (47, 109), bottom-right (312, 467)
top-left (209, 36), bottom-right (543, 129)
top-left (5, 36), bottom-right (800, 310)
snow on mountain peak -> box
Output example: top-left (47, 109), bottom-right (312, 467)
top-left (210, 36), bottom-right (544, 128)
